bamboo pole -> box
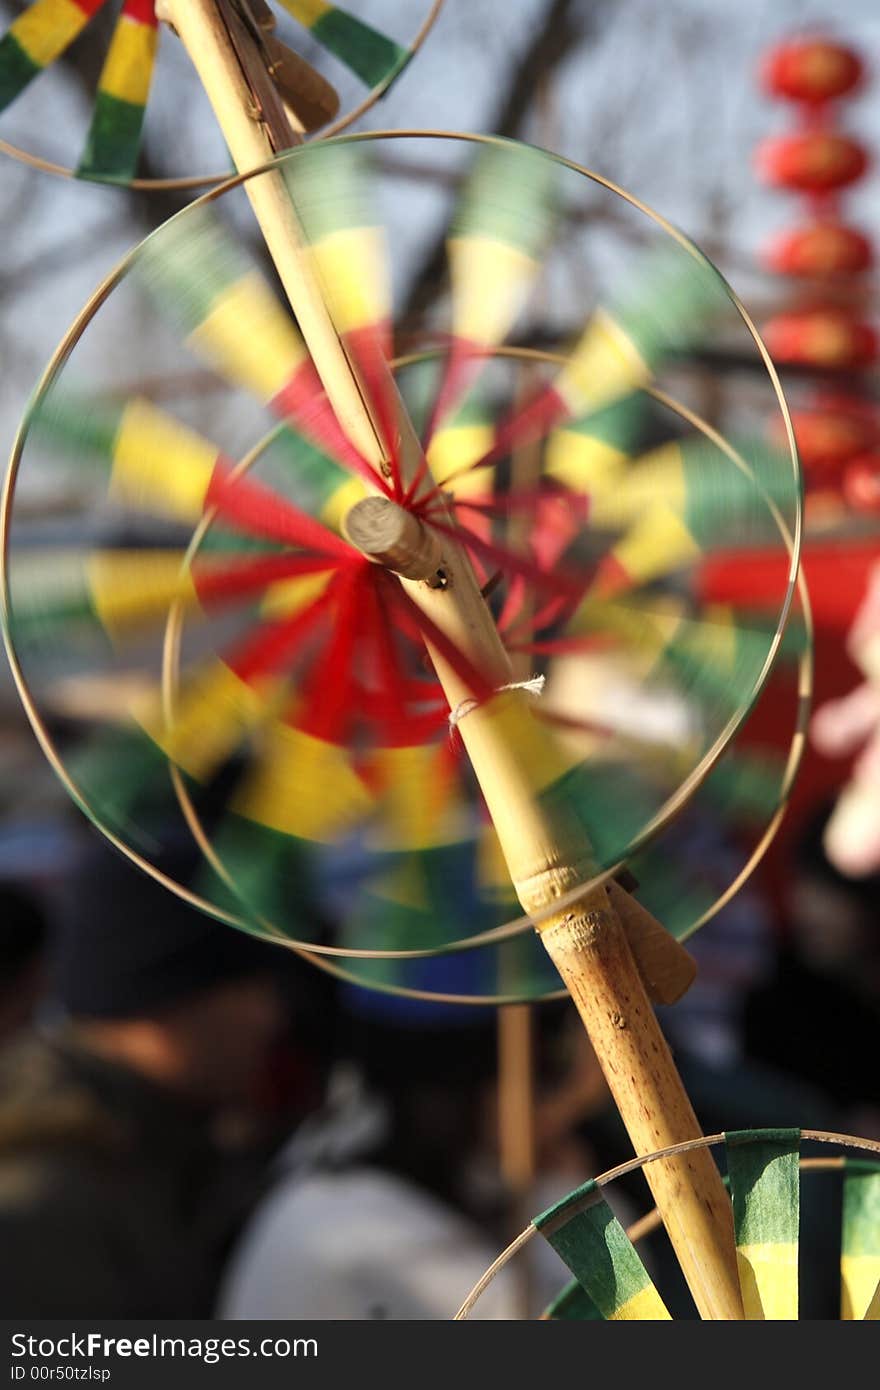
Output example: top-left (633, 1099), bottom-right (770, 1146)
top-left (496, 376), bottom-right (540, 1316)
top-left (156, 0), bottom-right (386, 465)
top-left (347, 499), bottom-right (742, 1320)
top-left (497, 1003), bottom-right (536, 1316)
top-left (157, 2), bottom-right (743, 1318)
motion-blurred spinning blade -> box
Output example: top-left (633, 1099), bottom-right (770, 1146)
top-left (2, 134), bottom-right (802, 1001)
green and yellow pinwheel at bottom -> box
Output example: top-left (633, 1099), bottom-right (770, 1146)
top-left (456, 1129), bottom-right (880, 1321)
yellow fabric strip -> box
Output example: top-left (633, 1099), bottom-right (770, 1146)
top-left (187, 273), bottom-right (308, 402)
top-left (140, 661), bottom-right (273, 780)
top-left (281, 0), bottom-right (331, 27)
top-left (321, 475), bottom-right (369, 533)
top-left (232, 722), bottom-right (372, 841)
top-left (736, 1243), bottom-right (798, 1320)
top-left (365, 746), bottom-right (464, 851)
top-left (544, 428), bottom-right (628, 497)
top-left (841, 1254), bottom-right (880, 1321)
top-left (109, 399), bottom-right (218, 522)
top-left (13, 0), bottom-right (91, 66)
top-left (310, 226), bottom-right (389, 336)
top-left (86, 550), bottom-right (198, 639)
top-left (591, 442), bottom-right (686, 529)
top-left (556, 309), bottom-right (650, 417)
top-left (447, 236), bottom-right (538, 348)
top-left (478, 688), bottom-right (580, 796)
top-left (259, 571), bottom-right (333, 622)
top-left (98, 13), bottom-right (157, 105)
top-left (604, 502), bottom-right (701, 589)
top-left (865, 1279), bottom-right (880, 1320)
top-left (427, 422), bottom-right (495, 500)
top-left (610, 1284), bottom-right (672, 1321)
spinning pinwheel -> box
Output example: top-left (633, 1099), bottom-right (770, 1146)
top-left (2, 133), bottom-right (802, 1317)
top-left (0, 0), bottom-right (442, 182)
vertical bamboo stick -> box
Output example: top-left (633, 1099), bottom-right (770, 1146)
top-left (496, 372), bottom-right (541, 1315)
top-left (344, 500), bottom-right (743, 1320)
top-left (157, 1), bottom-right (743, 1317)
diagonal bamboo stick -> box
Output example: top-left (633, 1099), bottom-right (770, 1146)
top-left (157, 0), bottom-right (743, 1319)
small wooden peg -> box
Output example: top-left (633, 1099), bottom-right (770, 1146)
top-left (606, 879), bottom-right (697, 1006)
top-left (344, 496), bottom-right (445, 583)
top-left (264, 36), bottom-right (341, 131)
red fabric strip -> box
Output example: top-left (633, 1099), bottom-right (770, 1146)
top-left (72, 0), bottom-right (111, 17)
top-left (421, 337), bottom-right (485, 453)
top-left (226, 585), bottom-right (336, 685)
top-left (295, 565), bottom-right (366, 743)
top-left (193, 553), bottom-right (338, 605)
top-left (207, 461), bottom-right (354, 559)
top-left (121, 0), bottom-right (157, 24)
top-left (368, 573), bottom-right (449, 746)
top-left (273, 359), bottom-right (391, 496)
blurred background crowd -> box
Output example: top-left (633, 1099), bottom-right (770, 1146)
top-left (0, 0), bottom-right (879, 1322)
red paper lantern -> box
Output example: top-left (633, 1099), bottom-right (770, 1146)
top-left (844, 457), bottom-right (880, 513)
top-left (783, 408), bottom-right (876, 473)
top-left (761, 39), bottom-right (863, 104)
top-left (763, 309), bottom-right (878, 369)
top-left (754, 133), bottom-right (868, 191)
top-left (762, 223), bottom-right (874, 277)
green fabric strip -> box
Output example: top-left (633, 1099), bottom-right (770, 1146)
top-left (842, 1162), bottom-right (880, 1259)
top-left (700, 749), bottom-right (785, 824)
top-left (67, 727), bottom-right (173, 842)
top-left (627, 839), bottom-right (716, 942)
top-left (205, 812), bottom-right (321, 939)
top-left (612, 248), bottom-right (726, 370)
top-left (77, 90), bottom-right (146, 183)
top-left (0, 31), bottom-right (40, 109)
top-left (7, 582), bottom-right (101, 653)
top-left (726, 1128), bottom-right (801, 1248)
top-left (658, 614), bottom-right (772, 718)
top-left (284, 141), bottom-right (373, 245)
top-left (543, 1278), bottom-right (603, 1320)
top-left (450, 143), bottom-right (558, 258)
top-left (539, 759), bottom-right (655, 871)
top-left (311, 7), bottom-right (409, 88)
top-left (264, 427), bottom-right (350, 517)
top-left (564, 394), bottom-right (645, 454)
top-left (535, 1180), bottom-right (660, 1318)
top-left (135, 211), bottom-right (238, 332)
top-left (681, 437), bottom-right (789, 550)
top-left (30, 391), bottom-right (122, 471)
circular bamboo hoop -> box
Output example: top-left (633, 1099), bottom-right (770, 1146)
top-left (1, 136), bottom-right (804, 1002)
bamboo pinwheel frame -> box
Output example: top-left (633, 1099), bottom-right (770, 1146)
top-left (2, 128), bottom-right (804, 1324)
top-left (1, 0), bottom-right (805, 1323)
top-left (457, 1129), bottom-right (880, 1321)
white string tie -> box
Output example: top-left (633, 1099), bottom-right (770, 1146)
top-left (448, 674), bottom-right (545, 731)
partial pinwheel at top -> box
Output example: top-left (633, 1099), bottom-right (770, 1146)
top-left (0, 0), bottom-right (443, 184)
top-left (2, 134), bottom-right (802, 1005)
